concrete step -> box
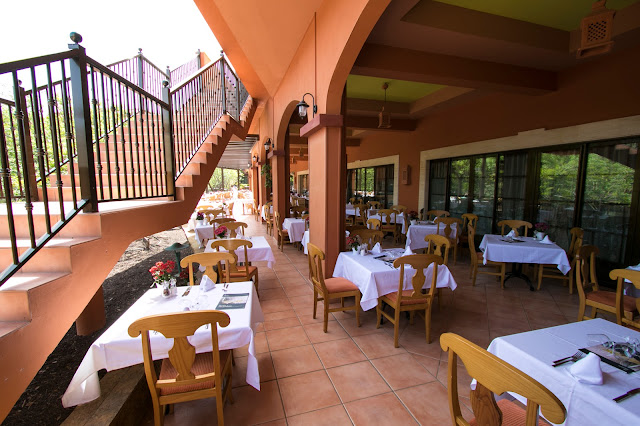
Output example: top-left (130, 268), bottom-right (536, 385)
top-left (0, 209), bottom-right (101, 239)
top-left (0, 271), bottom-right (71, 321)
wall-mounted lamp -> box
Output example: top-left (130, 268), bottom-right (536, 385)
top-left (264, 138), bottom-right (272, 153)
top-left (252, 155), bottom-right (257, 163)
top-left (296, 93), bottom-right (317, 119)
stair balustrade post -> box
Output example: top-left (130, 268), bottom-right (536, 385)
top-left (219, 50), bottom-right (227, 115)
top-left (68, 38), bottom-right (98, 212)
top-left (137, 48), bottom-right (145, 91)
top-left (16, 83), bottom-right (39, 201)
top-left (236, 74), bottom-right (240, 121)
top-left (161, 81), bottom-right (175, 197)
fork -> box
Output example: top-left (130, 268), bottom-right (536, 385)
top-left (552, 351), bottom-right (586, 367)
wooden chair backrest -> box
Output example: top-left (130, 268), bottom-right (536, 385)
top-left (291, 205), bottom-right (306, 218)
top-left (350, 229), bottom-right (384, 248)
top-left (128, 311), bottom-right (230, 400)
top-left (467, 227), bottom-right (479, 268)
top-left (274, 211), bottom-right (284, 233)
top-left (610, 268), bottom-right (640, 325)
top-left (346, 225), bottom-right (367, 233)
top-left (196, 204), bottom-right (214, 212)
top-left (367, 201), bottom-right (380, 209)
top-left (263, 205), bottom-right (272, 223)
top-left (308, 243), bottom-right (329, 295)
top-left (425, 234), bottom-right (450, 265)
top-left (223, 221), bottom-right (247, 238)
top-left (435, 217), bottom-right (462, 240)
top-left (575, 245), bottom-right (599, 300)
top-left (568, 227), bottom-right (584, 258)
top-left (180, 252), bottom-right (236, 285)
top-left (210, 217), bottom-right (236, 226)
top-left (440, 333), bottom-right (566, 426)
top-left (378, 209), bottom-right (398, 226)
top-left (461, 213), bottom-right (478, 233)
top-left (367, 218), bottom-right (382, 230)
top-left (391, 205), bottom-right (407, 214)
top-left (354, 204), bottom-right (368, 221)
top-left (349, 197), bottom-right (357, 205)
top-left (393, 254), bottom-right (443, 303)
top-left (210, 239), bottom-right (253, 278)
top-left (426, 210), bottom-right (450, 221)
top-left (498, 220), bottom-right (532, 237)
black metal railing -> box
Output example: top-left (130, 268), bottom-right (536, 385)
top-left (0, 41), bottom-right (250, 285)
top-left (107, 49), bottom-right (170, 100)
top-left (169, 50), bottom-right (201, 87)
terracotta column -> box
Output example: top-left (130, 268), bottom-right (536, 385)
top-left (271, 153), bottom-right (287, 221)
top-left (301, 114), bottom-right (345, 274)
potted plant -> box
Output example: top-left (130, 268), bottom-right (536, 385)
top-left (407, 210), bottom-right (419, 225)
top-left (534, 222), bottom-right (549, 240)
top-left (261, 164), bottom-right (272, 193)
top-left (346, 235), bottom-right (360, 253)
top-left (195, 212), bottom-right (205, 226)
top-left (149, 260), bottom-right (177, 297)
top-left (215, 225), bottom-right (228, 239)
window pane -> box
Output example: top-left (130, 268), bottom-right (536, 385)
top-left (582, 141), bottom-right (637, 265)
top-left (537, 149), bottom-right (580, 250)
top-left (450, 158), bottom-right (470, 217)
top-left (496, 153), bottom-right (527, 228)
top-left (472, 156), bottom-right (497, 235)
top-left (428, 160), bottom-right (447, 211)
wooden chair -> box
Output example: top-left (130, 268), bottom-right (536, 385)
top-left (345, 225), bottom-right (367, 234)
top-left (210, 208), bottom-right (225, 219)
top-left (424, 234), bottom-right (450, 265)
top-left (252, 201), bottom-right (260, 221)
top-left (354, 203), bottom-right (368, 227)
top-left (440, 333), bottom-right (566, 426)
top-left (367, 218), bottom-right (381, 230)
top-left (376, 254), bottom-right (443, 347)
top-left (610, 269), bottom-right (640, 328)
top-left (227, 201), bottom-right (235, 217)
top-left (468, 227), bottom-right (506, 288)
top-left (263, 205), bottom-right (273, 236)
top-left (196, 204), bottom-right (214, 212)
top-left (210, 239), bottom-right (259, 295)
top-left (180, 252), bottom-right (235, 286)
top-left (537, 227), bottom-right (583, 292)
top-left (575, 246), bottom-right (636, 323)
top-left (435, 217), bottom-right (462, 265)
top-left (425, 210), bottom-right (449, 221)
top-left (223, 221), bottom-right (247, 238)
top-left (308, 243), bottom-right (361, 332)
top-left (378, 208), bottom-right (399, 242)
top-left (210, 217), bottom-right (236, 226)
top-left (350, 229), bottom-right (384, 248)
top-left (498, 220), bottom-right (532, 237)
top-left (291, 205), bottom-right (306, 218)
top-left (274, 211), bottom-right (290, 252)
top-left (367, 200), bottom-right (380, 209)
top-left (302, 214), bottom-right (310, 230)
top-left (460, 213), bottom-right (478, 257)
top-left (391, 204), bottom-right (407, 214)
top-left (128, 310), bottom-right (234, 426)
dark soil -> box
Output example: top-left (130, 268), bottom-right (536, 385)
top-left (3, 227), bottom-right (193, 426)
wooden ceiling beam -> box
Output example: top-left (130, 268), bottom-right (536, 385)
top-left (352, 43), bottom-right (557, 95)
top-left (345, 115), bottom-right (417, 131)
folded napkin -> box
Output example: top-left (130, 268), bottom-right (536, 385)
top-left (200, 275), bottom-right (216, 292)
top-left (629, 263), bottom-right (640, 271)
top-left (403, 246), bottom-right (413, 257)
top-left (540, 235), bottom-right (553, 244)
top-left (569, 353), bottom-right (603, 385)
top-left (506, 229), bottom-right (516, 238)
top-left (371, 242), bottom-right (382, 254)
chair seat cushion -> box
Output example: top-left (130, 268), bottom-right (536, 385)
top-left (587, 291), bottom-right (637, 312)
top-left (158, 350), bottom-right (231, 396)
top-left (324, 277), bottom-right (359, 293)
top-left (470, 399), bottom-right (551, 426)
top-left (385, 290), bottom-right (429, 305)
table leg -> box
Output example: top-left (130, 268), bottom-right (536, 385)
top-left (503, 263), bottom-right (535, 291)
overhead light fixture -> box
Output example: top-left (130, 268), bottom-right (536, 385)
top-left (577, 0), bottom-right (615, 59)
top-left (252, 155), bottom-right (257, 163)
top-left (264, 138), bottom-right (272, 153)
top-left (378, 82), bottom-right (391, 129)
top-left (296, 93), bottom-right (317, 119)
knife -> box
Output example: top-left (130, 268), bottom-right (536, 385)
top-left (614, 387), bottom-right (640, 403)
top-left (182, 287), bottom-right (191, 297)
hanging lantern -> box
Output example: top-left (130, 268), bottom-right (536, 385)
top-left (378, 82), bottom-right (391, 129)
top-left (577, 0), bottom-right (616, 59)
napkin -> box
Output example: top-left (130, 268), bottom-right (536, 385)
top-left (403, 246), bottom-right (413, 257)
top-left (506, 229), bottom-right (516, 238)
top-left (569, 353), bottom-right (603, 385)
top-left (540, 235), bottom-right (553, 244)
top-left (371, 242), bottom-right (382, 254)
top-left (200, 275), bottom-right (216, 292)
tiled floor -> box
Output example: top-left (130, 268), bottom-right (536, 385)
top-left (145, 212), bottom-right (585, 425)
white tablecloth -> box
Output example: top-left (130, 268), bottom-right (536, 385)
top-left (368, 212), bottom-right (407, 233)
top-left (62, 281), bottom-right (264, 407)
top-left (333, 250), bottom-right (457, 311)
top-left (479, 234), bottom-right (571, 274)
top-left (260, 205), bottom-right (273, 221)
top-left (345, 205), bottom-right (376, 217)
top-left (405, 222), bottom-right (457, 251)
top-left (487, 319), bottom-right (640, 425)
top-left (283, 218), bottom-right (306, 243)
top-left (204, 236), bottom-right (275, 269)
top-left (302, 230), bottom-right (310, 255)
top-left (193, 219), bottom-right (242, 247)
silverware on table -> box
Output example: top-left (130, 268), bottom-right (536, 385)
top-left (614, 387), bottom-right (640, 403)
top-left (552, 351), bottom-right (586, 367)
top-left (182, 287), bottom-right (191, 297)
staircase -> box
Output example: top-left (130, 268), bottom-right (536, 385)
top-left (0, 43), bottom-right (256, 421)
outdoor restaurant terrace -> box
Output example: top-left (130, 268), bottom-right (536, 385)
top-left (2, 0), bottom-right (640, 425)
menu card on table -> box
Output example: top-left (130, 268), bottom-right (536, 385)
top-left (216, 293), bottom-right (250, 310)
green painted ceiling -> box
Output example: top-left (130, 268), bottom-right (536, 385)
top-left (433, 0), bottom-right (638, 31)
top-left (347, 75), bottom-right (444, 103)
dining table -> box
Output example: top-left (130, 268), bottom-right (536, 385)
top-left (61, 281), bottom-right (264, 407)
top-left (282, 217), bottom-right (306, 243)
top-left (405, 221), bottom-right (456, 251)
top-left (479, 234), bottom-right (570, 291)
top-left (204, 236), bottom-right (276, 269)
top-left (368, 212), bottom-right (407, 233)
top-left (332, 249), bottom-right (458, 311)
top-left (193, 219), bottom-right (242, 247)
top-left (486, 318), bottom-right (640, 425)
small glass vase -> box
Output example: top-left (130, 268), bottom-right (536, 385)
top-left (352, 247), bottom-right (358, 254)
top-left (535, 231), bottom-right (545, 241)
top-left (161, 278), bottom-right (177, 298)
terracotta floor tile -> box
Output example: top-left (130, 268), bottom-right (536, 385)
top-left (264, 316), bottom-right (302, 331)
top-left (284, 284), bottom-right (313, 297)
top-left (278, 370), bottom-right (341, 417)
top-left (223, 380), bottom-right (285, 425)
top-left (260, 288), bottom-right (288, 300)
top-left (371, 353), bottom-right (436, 390)
top-left (260, 280), bottom-right (284, 290)
top-left (295, 306), bottom-right (336, 325)
top-left (261, 298), bottom-right (294, 314)
top-left (345, 392), bottom-right (417, 425)
top-left (352, 332), bottom-right (407, 359)
top-left (303, 322), bottom-right (349, 343)
top-left (410, 353), bottom-right (442, 377)
top-left (264, 309), bottom-right (297, 321)
top-left (231, 353), bottom-right (276, 387)
top-left (271, 345), bottom-right (323, 378)
top-left (266, 326), bottom-right (310, 351)
top-left (397, 381), bottom-right (473, 425)
top-left (327, 361), bottom-right (391, 403)
top-left (286, 404), bottom-right (352, 426)
top-left (314, 338), bottom-right (367, 369)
